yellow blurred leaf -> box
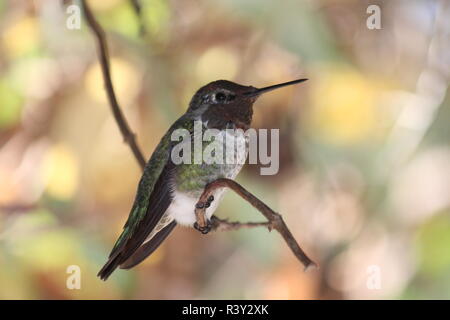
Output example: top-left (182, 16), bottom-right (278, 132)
top-left (88, 0), bottom-right (123, 11)
top-left (2, 16), bottom-right (40, 58)
top-left (42, 144), bottom-right (79, 200)
top-left (309, 66), bottom-right (381, 145)
top-left (85, 57), bottom-right (140, 107)
top-left (143, 0), bottom-right (170, 38)
top-left (18, 230), bottom-right (81, 270)
top-left (0, 79), bottom-right (22, 128)
top-left (196, 46), bottom-right (239, 84)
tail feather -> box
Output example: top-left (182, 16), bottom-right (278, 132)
top-left (98, 221), bottom-right (177, 280)
top-left (97, 252), bottom-right (123, 281)
top-left (120, 221), bottom-right (176, 269)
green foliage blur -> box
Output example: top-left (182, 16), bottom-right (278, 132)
top-left (0, 0), bottom-right (449, 299)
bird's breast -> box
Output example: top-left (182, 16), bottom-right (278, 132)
top-left (168, 129), bottom-right (248, 226)
top-left (173, 129), bottom-right (248, 192)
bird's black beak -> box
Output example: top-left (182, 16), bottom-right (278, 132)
top-left (243, 78), bottom-right (308, 98)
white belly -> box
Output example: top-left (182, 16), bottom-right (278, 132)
top-left (167, 189), bottom-right (226, 226)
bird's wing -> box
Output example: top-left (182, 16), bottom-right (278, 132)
top-left (98, 132), bottom-right (175, 280)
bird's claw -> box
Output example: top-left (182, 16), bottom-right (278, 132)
top-left (193, 220), bottom-right (212, 234)
top-left (195, 195), bottom-right (214, 210)
top-left (194, 195), bottom-right (215, 234)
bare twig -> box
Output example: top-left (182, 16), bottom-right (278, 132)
top-left (129, 0), bottom-right (147, 36)
top-left (81, 0), bottom-right (146, 170)
top-left (210, 216), bottom-right (271, 232)
top-left (195, 179), bottom-right (317, 270)
top-left (82, 0), bottom-right (317, 271)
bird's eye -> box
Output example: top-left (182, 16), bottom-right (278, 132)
top-left (215, 92), bottom-right (226, 102)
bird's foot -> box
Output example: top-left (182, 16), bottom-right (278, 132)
top-left (195, 195), bottom-right (215, 210)
top-left (194, 195), bottom-right (215, 234)
top-left (193, 219), bottom-right (212, 234)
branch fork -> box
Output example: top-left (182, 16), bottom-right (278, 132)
top-left (194, 178), bottom-right (317, 270)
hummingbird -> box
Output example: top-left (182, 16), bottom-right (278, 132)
top-left (98, 78), bottom-right (308, 280)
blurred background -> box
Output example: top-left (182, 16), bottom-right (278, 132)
top-left (0, 0), bottom-right (449, 299)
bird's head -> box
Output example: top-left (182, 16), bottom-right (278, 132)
top-left (187, 79), bottom-right (308, 130)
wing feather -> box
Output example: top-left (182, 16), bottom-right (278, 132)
top-left (97, 116), bottom-right (196, 280)
top-left (98, 134), bottom-right (174, 280)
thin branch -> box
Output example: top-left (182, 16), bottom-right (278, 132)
top-left (195, 179), bottom-right (317, 271)
top-left (81, 0), bottom-right (146, 170)
top-left (82, 0), bottom-right (317, 272)
top-left (129, 0), bottom-right (147, 36)
top-left (210, 216), bottom-right (271, 232)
